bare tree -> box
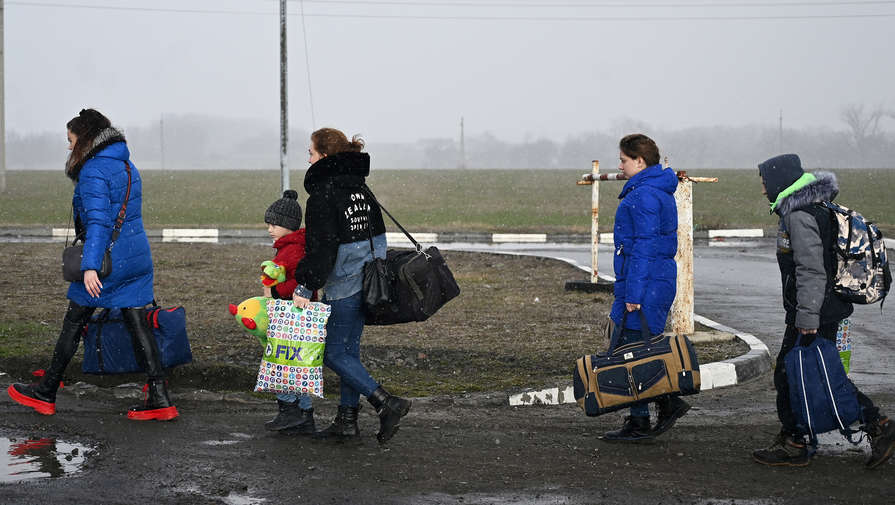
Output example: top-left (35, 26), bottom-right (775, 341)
top-left (841, 104), bottom-right (886, 163)
top-left (840, 104), bottom-right (891, 166)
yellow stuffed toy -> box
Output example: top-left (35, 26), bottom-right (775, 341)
top-left (228, 297), bottom-right (270, 347)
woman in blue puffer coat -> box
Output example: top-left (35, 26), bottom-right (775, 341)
top-left (7, 109), bottom-right (177, 421)
top-left (601, 133), bottom-right (688, 442)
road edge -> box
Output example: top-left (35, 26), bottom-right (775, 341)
top-left (506, 256), bottom-right (772, 407)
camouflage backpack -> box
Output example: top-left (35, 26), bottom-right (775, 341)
top-left (823, 201), bottom-right (892, 305)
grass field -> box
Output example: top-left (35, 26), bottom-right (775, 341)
top-left (2, 168), bottom-right (893, 234)
top-left (0, 244), bottom-right (745, 395)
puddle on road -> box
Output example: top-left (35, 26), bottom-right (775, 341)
top-left (222, 493), bottom-right (267, 505)
top-left (201, 433), bottom-right (254, 446)
top-left (201, 440), bottom-right (241, 446)
top-left (697, 500), bottom-right (782, 505)
top-left (0, 436), bottom-right (92, 482)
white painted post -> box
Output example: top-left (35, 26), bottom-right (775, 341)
top-left (671, 176), bottom-right (694, 335)
top-left (0, 0), bottom-right (6, 193)
top-left (590, 160), bottom-right (600, 283)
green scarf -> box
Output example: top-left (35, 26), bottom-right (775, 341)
top-left (769, 173), bottom-right (816, 213)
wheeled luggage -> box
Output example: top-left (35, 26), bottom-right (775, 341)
top-left (573, 311), bottom-right (700, 417)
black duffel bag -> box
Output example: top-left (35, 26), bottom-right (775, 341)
top-left (365, 246), bottom-right (460, 325)
top-left (361, 186), bottom-right (461, 325)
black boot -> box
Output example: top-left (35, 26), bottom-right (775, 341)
top-left (312, 406), bottom-right (360, 440)
top-left (865, 417), bottom-right (895, 469)
top-left (752, 432), bottom-right (811, 467)
top-left (266, 399), bottom-right (315, 434)
top-left (601, 416), bottom-right (652, 442)
top-left (368, 386), bottom-right (412, 444)
top-left (128, 379), bottom-right (178, 421)
top-left (7, 301), bottom-right (94, 416)
top-left (121, 308), bottom-right (178, 421)
top-left (653, 396), bottom-right (691, 436)
top-left (7, 372), bottom-right (63, 416)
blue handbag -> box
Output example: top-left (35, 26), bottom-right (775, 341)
top-left (82, 305), bottom-right (192, 374)
top-left (784, 332), bottom-right (862, 443)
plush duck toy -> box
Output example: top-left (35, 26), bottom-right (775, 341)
top-left (260, 261), bottom-right (286, 288)
top-left (228, 297), bottom-right (270, 346)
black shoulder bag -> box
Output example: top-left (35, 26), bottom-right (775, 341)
top-left (361, 185), bottom-right (461, 325)
top-left (62, 161), bottom-right (132, 282)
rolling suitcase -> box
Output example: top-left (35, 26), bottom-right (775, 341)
top-left (573, 311), bottom-right (700, 417)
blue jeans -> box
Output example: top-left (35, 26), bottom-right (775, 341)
top-left (276, 393), bottom-right (312, 410)
top-left (322, 291), bottom-right (379, 408)
top-left (611, 324), bottom-right (650, 418)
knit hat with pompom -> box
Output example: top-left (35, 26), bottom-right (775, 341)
top-left (265, 190), bottom-right (302, 231)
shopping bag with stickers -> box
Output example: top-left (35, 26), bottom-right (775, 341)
top-left (229, 297), bottom-right (330, 398)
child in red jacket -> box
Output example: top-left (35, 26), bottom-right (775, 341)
top-left (261, 190), bottom-right (315, 434)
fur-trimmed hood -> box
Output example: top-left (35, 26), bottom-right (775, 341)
top-left (66, 127), bottom-right (127, 180)
top-left (303, 151), bottom-right (370, 195)
top-left (776, 171), bottom-right (839, 217)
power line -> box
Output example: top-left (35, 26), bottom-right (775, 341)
top-left (298, 0), bottom-right (316, 130)
top-left (290, 11), bottom-right (895, 20)
top-left (7, 1), bottom-right (895, 20)
top-left (298, 0), bottom-right (895, 7)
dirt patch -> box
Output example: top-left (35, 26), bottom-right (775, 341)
top-left (0, 243), bottom-right (748, 395)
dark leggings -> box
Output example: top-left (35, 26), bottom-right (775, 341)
top-left (774, 322), bottom-right (880, 436)
top-left (47, 300), bottom-right (164, 380)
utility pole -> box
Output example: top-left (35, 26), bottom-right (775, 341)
top-left (279, 0), bottom-right (289, 193)
top-left (459, 116), bottom-right (466, 169)
top-left (159, 114), bottom-right (165, 170)
top-left (778, 109), bottom-right (783, 154)
top-left (1, 0), bottom-right (6, 192)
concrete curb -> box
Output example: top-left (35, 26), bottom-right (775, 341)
top-left (506, 261), bottom-right (773, 407)
top-left (6, 227), bottom-right (895, 250)
top-left (1, 227), bottom-right (773, 244)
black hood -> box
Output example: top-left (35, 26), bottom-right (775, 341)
top-left (303, 151), bottom-right (371, 195)
top-left (758, 153), bottom-right (804, 203)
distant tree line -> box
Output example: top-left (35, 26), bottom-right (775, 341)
top-left (7, 105), bottom-right (894, 170)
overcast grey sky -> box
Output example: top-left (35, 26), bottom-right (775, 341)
top-left (5, 0), bottom-right (895, 144)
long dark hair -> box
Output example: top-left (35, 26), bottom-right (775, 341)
top-left (619, 133), bottom-right (661, 166)
top-left (65, 109), bottom-right (114, 180)
top-left (311, 127), bottom-right (365, 156)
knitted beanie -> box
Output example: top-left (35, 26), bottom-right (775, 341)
top-left (265, 190), bottom-right (302, 231)
top-left (758, 154), bottom-right (804, 204)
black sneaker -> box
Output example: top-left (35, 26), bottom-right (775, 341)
top-left (866, 417), bottom-right (895, 469)
top-left (653, 396), bottom-right (691, 436)
top-left (752, 433), bottom-right (811, 467)
top-left (601, 416), bottom-right (653, 442)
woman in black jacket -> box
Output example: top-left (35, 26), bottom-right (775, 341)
top-left (292, 127), bottom-right (411, 444)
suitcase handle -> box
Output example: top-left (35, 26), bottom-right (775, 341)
top-left (609, 309), bottom-right (652, 352)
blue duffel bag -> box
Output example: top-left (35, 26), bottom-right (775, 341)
top-left (784, 333), bottom-right (862, 443)
top-left (82, 305), bottom-right (192, 374)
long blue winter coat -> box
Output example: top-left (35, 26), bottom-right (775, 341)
top-left (67, 141), bottom-right (154, 308)
top-left (610, 163), bottom-right (678, 334)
